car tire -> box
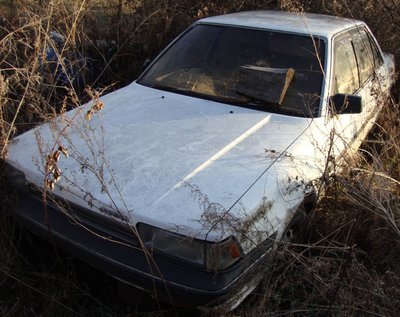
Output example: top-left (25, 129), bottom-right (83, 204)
top-left (282, 207), bottom-right (310, 245)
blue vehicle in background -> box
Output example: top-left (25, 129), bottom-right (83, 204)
top-left (41, 31), bottom-right (93, 94)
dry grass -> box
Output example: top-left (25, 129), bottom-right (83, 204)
top-left (0, 0), bottom-right (399, 316)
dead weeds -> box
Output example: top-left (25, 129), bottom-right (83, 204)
top-left (0, 0), bottom-right (399, 316)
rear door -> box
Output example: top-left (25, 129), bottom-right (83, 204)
top-left (351, 27), bottom-right (385, 145)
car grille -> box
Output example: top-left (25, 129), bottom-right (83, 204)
top-left (26, 182), bottom-right (141, 248)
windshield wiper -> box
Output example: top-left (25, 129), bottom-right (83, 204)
top-left (142, 82), bottom-right (307, 117)
top-left (241, 95), bottom-right (306, 117)
top-left (149, 83), bottom-right (186, 93)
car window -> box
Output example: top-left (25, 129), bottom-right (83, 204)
top-left (145, 26), bottom-right (218, 75)
top-left (138, 24), bottom-right (326, 117)
top-left (352, 29), bottom-right (375, 85)
top-left (333, 36), bottom-right (359, 94)
top-left (367, 32), bottom-right (383, 68)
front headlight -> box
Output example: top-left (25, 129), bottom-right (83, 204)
top-left (137, 223), bottom-right (242, 271)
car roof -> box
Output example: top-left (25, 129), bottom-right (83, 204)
top-left (196, 10), bottom-right (364, 38)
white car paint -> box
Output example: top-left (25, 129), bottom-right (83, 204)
top-left (5, 11), bottom-right (394, 255)
top-left (6, 83), bottom-right (329, 247)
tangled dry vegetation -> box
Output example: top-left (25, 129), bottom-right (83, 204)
top-left (0, 0), bottom-right (399, 316)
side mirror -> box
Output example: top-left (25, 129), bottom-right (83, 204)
top-left (330, 93), bottom-right (362, 114)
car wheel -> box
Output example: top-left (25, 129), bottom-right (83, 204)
top-left (282, 207), bottom-right (310, 245)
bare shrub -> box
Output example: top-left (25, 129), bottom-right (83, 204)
top-left (0, 1), bottom-right (399, 316)
top-left (222, 96), bottom-right (400, 316)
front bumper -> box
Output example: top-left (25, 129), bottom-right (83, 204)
top-left (5, 164), bottom-right (275, 308)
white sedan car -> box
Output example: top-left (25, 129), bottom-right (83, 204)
top-left (3, 11), bottom-right (395, 308)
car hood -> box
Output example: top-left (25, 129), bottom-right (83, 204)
top-left (5, 83), bottom-right (327, 242)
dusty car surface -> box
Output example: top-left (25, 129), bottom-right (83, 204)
top-left (3, 11), bottom-right (395, 309)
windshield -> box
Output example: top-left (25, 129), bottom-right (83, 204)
top-left (138, 24), bottom-right (326, 117)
